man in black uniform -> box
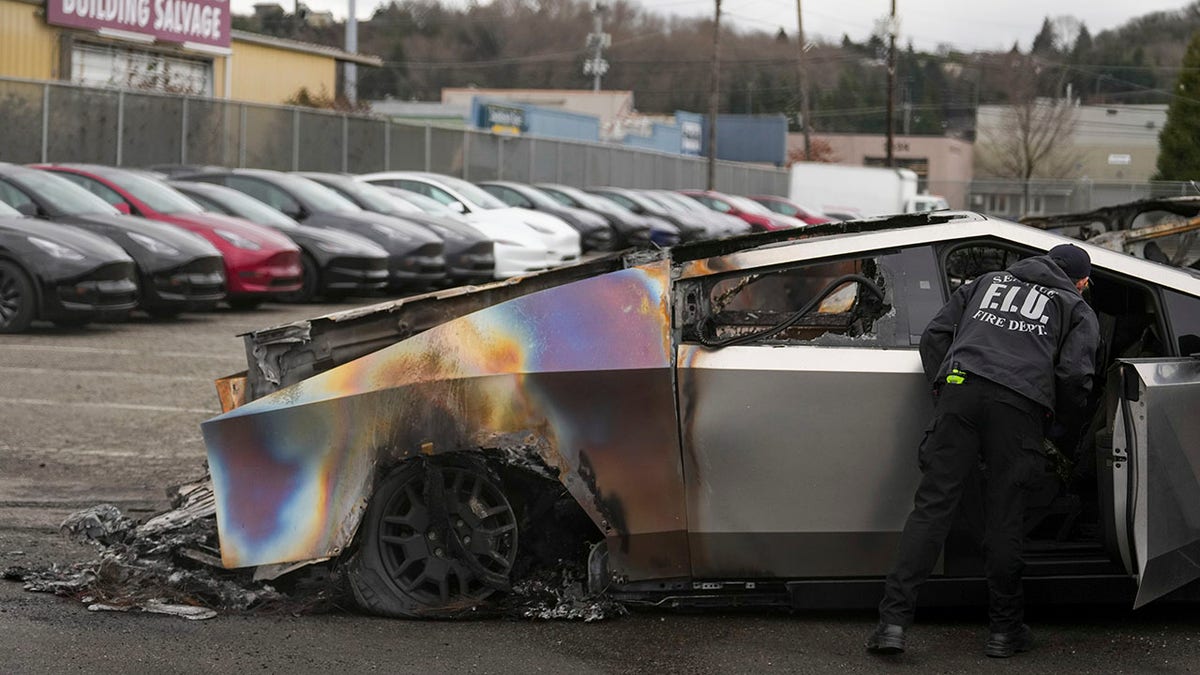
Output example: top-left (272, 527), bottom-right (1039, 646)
top-left (867, 244), bottom-right (1099, 658)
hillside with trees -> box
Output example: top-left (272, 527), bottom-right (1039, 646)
top-left (234, 0), bottom-right (1200, 136)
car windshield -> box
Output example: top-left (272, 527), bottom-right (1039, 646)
top-left (512, 185), bottom-right (561, 209)
top-left (13, 170), bottom-right (118, 216)
top-left (389, 189), bottom-right (462, 217)
top-left (657, 192), bottom-right (704, 212)
top-left (104, 171), bottom-right (204, 214)
top-left (726, 194), bottom-right (775, 215)
top-left (318, 177), bottom-right (400, 213)
top-left (191, 186), bottom-right (298, 228)
top-left (270, 173), bottom-right (362, 212)
top-left (434, 175), bottom-right (507, 209)
top-left (0, 200), bottom-right (19, 216)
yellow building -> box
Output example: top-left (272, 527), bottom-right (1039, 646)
top-left (0, 0), bottom-right (379, 104)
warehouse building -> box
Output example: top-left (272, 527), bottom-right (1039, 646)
top-left (0, 0), bottom-right (378, 104)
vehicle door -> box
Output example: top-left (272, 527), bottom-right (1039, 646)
top-left (675, 244), bottom-right (945, 578)
top-left (1108, 289), bottom-right (1200, 607)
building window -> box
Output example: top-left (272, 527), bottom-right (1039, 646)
top-left (71, 43), bottom-right (212, 96)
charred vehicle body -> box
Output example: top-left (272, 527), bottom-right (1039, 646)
top-left (202, 212), bottom-right (1200, 617)
top-left (0, 164), bottom-right (225, 315)
top-left (0, 205), bottom-right (138, 332)
top-left (1021, 196), bottom-right (1200, 270)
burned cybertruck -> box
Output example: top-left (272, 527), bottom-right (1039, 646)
top-left (203, 211), bottom-right (1200, 617)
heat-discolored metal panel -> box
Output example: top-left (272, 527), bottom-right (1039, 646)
top-left (202, 261), bottom-right (689, 580)
top-left (677, 344), bottom-right (931, 578)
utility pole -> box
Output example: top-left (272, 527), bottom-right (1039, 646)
top-left (345, 0), bottom-right (358, 105)
top-left (885, 0), bottom-right (896, 167)
top-left (706, 0), bottom-right (722, 190)
top-left (795, 0), bottom-right (811, 160)
top-left (583, 3), bottom-right (610, 92)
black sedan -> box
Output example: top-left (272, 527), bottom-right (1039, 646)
top-left (0, 164), bottom-right (225, 316)
top-left (534, 183), bottom-right (655, 248)
top-left (295, 173), bottom-right (495, 286)
top-left (175, 170), bottom-right (447, 292)
top-left (0, 204), bottom-right (137, 332)
top-left (170, 181), bottom-right (390, 302)
top-left (477, 181), bottom-right (616, 252)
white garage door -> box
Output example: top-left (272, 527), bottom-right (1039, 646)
top-left (71, 42), bottom-right (212, 96)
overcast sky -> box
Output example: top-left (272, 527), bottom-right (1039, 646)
top-left (233, 0), bottom-right (1191, 53)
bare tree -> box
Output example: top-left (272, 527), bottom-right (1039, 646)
top-left (976, 54), bottom-right (1080, 216)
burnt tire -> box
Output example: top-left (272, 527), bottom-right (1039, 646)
top-left (0, 260), bottom-right (35, 333)
top-left (347, 457), bottom-right (519, 618)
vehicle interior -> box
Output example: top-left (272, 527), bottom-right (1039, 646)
top-left (939, 241), bottom-right (1167, 578)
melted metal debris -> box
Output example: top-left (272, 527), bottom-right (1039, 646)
top-left (1, 480), bottom-right (340, 620)
top-left (503, 560), bottom-right (627, 622)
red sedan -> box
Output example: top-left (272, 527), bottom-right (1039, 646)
top-left (35, 165), bottom-right (301, 307)
top-left (748, 195), bottom-right (835, 225)
top-left (678, 189), bottom-right (807, 232)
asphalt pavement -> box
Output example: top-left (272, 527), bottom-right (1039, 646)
top-left (3, 301), bottom-right (1200, 673)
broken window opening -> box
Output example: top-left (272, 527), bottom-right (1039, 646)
top-left (695, 256), bottom-right (894, 346)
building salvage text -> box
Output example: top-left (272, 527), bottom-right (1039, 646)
top-left (49, 0), bottom-right (230, 48)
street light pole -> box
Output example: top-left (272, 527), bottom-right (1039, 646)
top-left (795, 0), bottom-right (811, 160)
top-left (345, 0), bottom-right (358, 105)
top-left (885, 0), bottom-right (896, 167)
top-left (706, 0), bottom-right (722, 191)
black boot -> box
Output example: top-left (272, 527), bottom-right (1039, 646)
top-left (866, 623), bottom-right (906, 655)
top-left (984, 624), bottom-right (1034, 658)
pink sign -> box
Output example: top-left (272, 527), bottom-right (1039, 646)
top-left (47, 0), bottom-right (231, 49)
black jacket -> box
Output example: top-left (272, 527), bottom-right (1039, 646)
top-left (920, 255), bottom-right (1099, 417)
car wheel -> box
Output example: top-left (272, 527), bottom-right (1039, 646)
top-left (276, 253), bottom-right (320, 303)
top-left (0, 260), bottom-right (35, 333)
top-left (347, 457), bottom-right (519, 618)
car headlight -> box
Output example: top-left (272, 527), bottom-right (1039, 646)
top-left (215, 229), bottom-right (263, 251)
top-left (27, 236), bottom-right (85, 261)
top-left (127, 231), bottom-right (181, 257)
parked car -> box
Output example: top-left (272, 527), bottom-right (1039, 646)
top-left (170, 180), bottom-right (390, 302)
top-left (642, 189), bottom-right (752, 238)
top-left (0, 202), bottom-right (137, 332)
top-left (476, 181), bottom-right (615, 252)
top-left (38, 164), bottom-right (303, 309)
top-left (680, 189), bottom-right (806, 232)
top-left (202, 212), bottom-right (1200, 618)
top-left (295, 173), bottom-right (495, 286)
top-left (174, 169), bottom-right (446, 292)
top-left (588, 186), bottom-right (709, 243)
top-left (748, 195), bottom-right (835, 225)
top-left (0, 163), bottom-right (225, 316)
top-left (533, 183), bottom-right (657, 248)
top-left (357, 172), bottom-right (580, 276)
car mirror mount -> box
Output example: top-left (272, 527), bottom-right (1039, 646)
top-left (114, 202), bottom-right (132, 215)
top-left (449, 201), bottom-right (467, 214)
top-left (15, 202), bottom-right (39, 217)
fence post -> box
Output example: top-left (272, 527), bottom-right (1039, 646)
top-left (291, 108), bottom-right (300, 170)
top-left (529, 137), bottom-right (536, 181)
top-left (463, 131), bottom-right (471, 180)
top-left (555, 142), bottom-right (562, 183)
top-left (180, 96), bottom-right (189, 164)
top-left (115, 90), bottom-right (124, 166)
top-left (496, 137), bottom-right (504, 180)
top-left (583, 145), bottom-right (591, 186)
top-left (341, 115), bottom-right (349, 173)
top-left (383, 121), bottom-right (391, 170)
top-left (238, 104), bottom-right (247, 168)
top-left (424, 123), bottom-right (432, 172)
top-left (40, 83), bottom-right (49, 163)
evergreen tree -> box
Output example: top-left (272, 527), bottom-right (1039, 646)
top-left (1071, 24), bottom-right (1093, 60)
top-left (1031, 17), bottom-right (1056, 54)
top-left (1155, 31), bottom-right (1200, 179)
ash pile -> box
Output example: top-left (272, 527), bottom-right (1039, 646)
top-left (1, 478), bottom-right (339, 621)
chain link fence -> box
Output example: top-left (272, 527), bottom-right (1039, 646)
top-left (0, 76), bottom-right (788, 196)
top-left (929, 178), bottom-right (1200, 221)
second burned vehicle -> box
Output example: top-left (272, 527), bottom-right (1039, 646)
top-left (202, 212), bottom-right (1200, 619)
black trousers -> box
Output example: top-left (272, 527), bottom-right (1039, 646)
top-left (878, 376), bottom-right (1045, 633)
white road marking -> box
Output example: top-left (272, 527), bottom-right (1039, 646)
top-left (0, 367), bottom-right (211, 382)
top-left (0, 344), bottom-right (235, 360)
top-left (0, 397), bottom-right (217, 414)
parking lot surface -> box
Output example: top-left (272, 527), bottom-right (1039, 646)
top-left (3, 303), bottom-right (1200, 673)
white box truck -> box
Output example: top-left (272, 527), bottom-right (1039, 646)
top-left (788, 163), bottom-right (947, 218)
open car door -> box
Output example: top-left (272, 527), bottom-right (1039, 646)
top-left (1110, 358), bottom-right (1200, 608)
